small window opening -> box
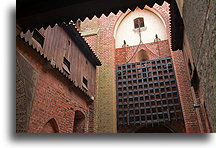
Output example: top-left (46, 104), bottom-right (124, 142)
top-left (82, 77), bottom-right (88, 90)
top-left (134, 17), bottom-right (145, 29)
top-left (63, 57), bottom-right (70, 74)
top-left (68, 40), bottom-right (71, 46)
top-left (32, 29), bottom-right (45, 47)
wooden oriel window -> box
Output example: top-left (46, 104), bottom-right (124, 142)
top-left (134, 17), bottom-right (145, 29)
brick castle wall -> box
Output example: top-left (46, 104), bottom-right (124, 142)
top-left (171, 50), bottom-right (200, 132)
top-left (16, 37), bottom-right (93, 133)
top-left (81, 2), bottom-right (206, 133)
top-left (115, 40), bottom-right (171, 65)
top-left (154, 2), bottom-right (201, 132)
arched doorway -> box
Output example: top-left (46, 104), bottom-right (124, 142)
top-left (134, 125), bottom-right (174, 133)
top-left (40, 118), bottom-right (59, 133)
top-left (73, 110), bottom-right (86, 133)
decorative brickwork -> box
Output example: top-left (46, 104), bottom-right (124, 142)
top-left (115, 40), bottom-right (171, 65)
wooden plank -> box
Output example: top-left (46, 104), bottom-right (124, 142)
top-left (20, 24), bottom-right (97, 97)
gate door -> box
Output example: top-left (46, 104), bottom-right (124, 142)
top-left (116, 57), bottom-right (183, 127)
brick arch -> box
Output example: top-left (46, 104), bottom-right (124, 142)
top-left (150, 3), bottom-right (171, 48)
top-left (73, 110), bottom-right (86, 133)
top-left (127, 121), bottom-right (186, 133)
top-left (134, 49), bottom-right (150, 62)
top-left (118, 119), bottom-right (186, 133)
top-left (113, 4), bottom-right (171, 45)
top-left (134, 124), bottom-right (175, 133)
top-left (40, 118), bottom-right (59, 133)
top-left (113, 10), bottom-right (131, 40)
top-left (126, 46), bottom-right (163, 64)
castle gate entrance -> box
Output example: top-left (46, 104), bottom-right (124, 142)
top-left (116, 57), bottom-right (184, 133)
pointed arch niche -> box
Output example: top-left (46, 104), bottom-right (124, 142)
top-left (134, 125), bottom-right (175, 133)
top-left (134, 49), bottom-right (150, 62)
top-left (40, 118), bottom-right (59, 133)
top-left (114, 7), bottom-right (167, 49)
top-left (73, 110), bottom-right (86, 133)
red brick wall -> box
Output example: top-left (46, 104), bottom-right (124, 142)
top-left (182, 33), bottom-right (212, 133)
top-left (80, 2), bottom-right (191, 133)
top-left (153, 2), bottom-right (202, 132)
top-left (17, 37), bottom-right (93, 133)
top-left (154, 2), bottom-right (201, 133)
top-left (115, 40), bottom-right (171, 65)
top-left (94, 13), bottom-right (121, 133)
top-left (81, 2), bottom-right (205, 133)
top-left (171, 50), bottom-right (200, 133)
top-left (84, 35), bottom-right (98, 53)
top-left (82, 13), bottom-right (122, 133)
top-left (40, 118), bottom-right (59, 133)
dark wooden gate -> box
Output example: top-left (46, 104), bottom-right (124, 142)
top-left (116, 57), bottom-right (183, 127)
